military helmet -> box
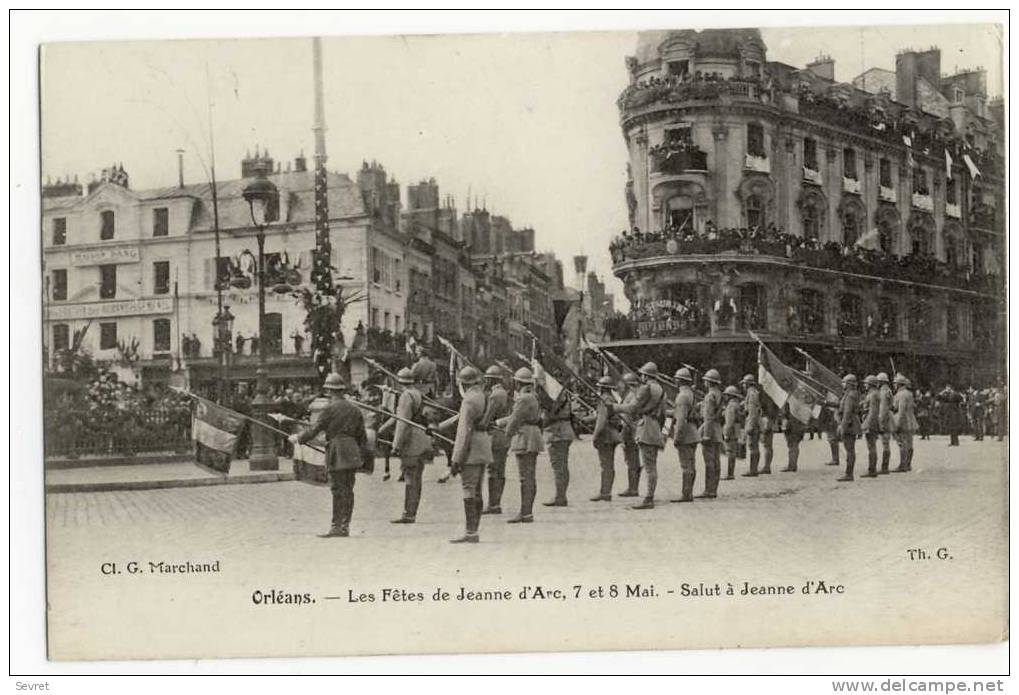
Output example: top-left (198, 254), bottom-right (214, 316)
top-left (893, 373), bottom-right (910, 387)
top-left (484, 365), bottom-right (504, 380)
top-left (741, 373), bottom-right (756, 385)
top-left (864, 375), bottom-right (878, 387)
top-left (876, 372), bottom-right (890, 384)
top-left (842, 374), bottom-right (857, 385)
top-left (674, 367), bottom-right (693, 382)
top-left (703, 368), bottom-right (721, 384)
top-left (395, 367), bottom-right (415, 385)
top-left (723, 385), bottom-right (741, 397)
top-left (638, 361), bottom-right (659, 377)
top-left (323, 372), bottom-right (348, 391)
top-left (622, 372), bottom-right (639, 385)
top-left (513, 367), bottom-right (534, 384)
top-left (597, 375), bottom-right (616, 389)
top-left (457, 366), bottom-right (482, 385)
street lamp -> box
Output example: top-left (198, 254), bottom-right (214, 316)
top-left (242, 162), bottom-right (280, 470)
top-left (212, 305), bottom-right (235, 403)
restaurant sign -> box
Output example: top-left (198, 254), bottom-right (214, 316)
top-left (70, 246), bottom-right (141, 266)
top-left (48, 297), bottom-right (172, 321)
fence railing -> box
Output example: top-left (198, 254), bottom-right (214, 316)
top-left (44, 406), bottom-right (193, 458)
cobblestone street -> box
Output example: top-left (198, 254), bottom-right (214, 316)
top-left (46, 436), bottom-right (1008, 660)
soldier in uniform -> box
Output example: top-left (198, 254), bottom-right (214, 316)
top-left (780, 402), bottom-right (805, 472)
top-left (697, 368), bottom-right (724, 497)
top-left (540, 381), bottom-right (575, 507)
top-left (759, 390), bottom-right (778, 474)
top-left (860, 375), bottom-right (882, 478)
top-left (722, 385), bottom-right (743, 481)
top-left (482, 365), bottom-right (512, 514)
top-left (836, 374), bottom-right (861, 482)
top-left (891, 374), bottom-right (918, 472)
top-left (411, 344), bottom-right (438, 398)
top-left (740, 374), bottom-right (762, 477)
top-left (588, 376), bottom-right (623, 501)
top-left (617, 372), bottom-right (642, 497)
top-left (289, 373), bottom-right (369, 538)
top-left (877, 372), bottom-right (894, 474)
top-left (499, 367), bottom-right (545, 523)
top-left (822, 403), bottom-right (841, 468)
top-left (448, 366), bottom-right (493, 544)
top-left (612, 362), bottom-right (667, 510)
top-left (389, 368), bottom-right (434, 524)
top-left (937, 383), bottom-right (965, 446)
top-left (994, 386), bottom-right (1007, 441)
top-left (670, 367), bottom-right (699, 502)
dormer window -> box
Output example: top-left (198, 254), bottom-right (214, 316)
top-left (52, 217), bottom-right (67, 246)
top-left (667, 60), bottom-right (689, 79)
top-left (100, 210), bottom-right (115, 240)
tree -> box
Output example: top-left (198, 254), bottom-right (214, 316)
top-left (292, 280), bottom-right (366, 379)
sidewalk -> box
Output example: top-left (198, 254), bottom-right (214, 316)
top-left (45, 458), bottom-right (296, 494)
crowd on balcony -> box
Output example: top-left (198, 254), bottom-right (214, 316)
top-left (610, 221), bottom-right (1000, 293)
top-left (618, 72), bottom-right (768, 111)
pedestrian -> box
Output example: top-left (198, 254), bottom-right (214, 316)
top-left (891, 374), bottom-right (918, 472)
top-left (697, 368), bottom-right (724, 497)
top-left (877, 372), bottom-right (894, 473)
top-left (588, 376), bottom-right (623, 501)
top-left (448, 366), bottom-right (492, 544)
top-left (722, 385), bottom-right (743, 481)
top-left (860, 375), bottom-right (881, 478)
top-left (780, 403), bottom-right (805, 472)
top-left (613, 361), bottom-right (667, 510)
top-left (836, 374), bottom-right (861, 482)
top-left (540, 382), bottom-right (575, 508)
top-left (389, 368), bottom-right (434, 525)
top-left (482, 365), bottom-right (512, 514)
top-left (499, 367), bottom-right (544, 524)
top-left (670, 367), bottom-right (699, 502)
top-left (937, 384), bottom-right (964, 446)
top-left (740, 374), bottom-right (762, 477)
top-left (289, 373), bottom-right (369, 538)
top-left (617, 372), bottom-right (642, 497)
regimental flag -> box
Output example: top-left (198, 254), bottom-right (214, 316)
top-left (757, 345), bottom-right (823, 425)
top-left (945, 148), bottom-right (954, 180)
top-left (799, 349), bottom-right (844, 399)
top-left (962, 153), bottom-right (981, 179)
top-left (293, 442), bottom-right (329, 486)
top-left (529, 339), bottom-right (565, 404)
top-left (192, 399), bottom-right (245, 474)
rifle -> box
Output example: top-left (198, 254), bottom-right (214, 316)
top-left (522, 328), bottom-right (601, 407)
top-left (437, 334), bottom-right (478, 370)
top-left (348, 397), bottom-right (455, 445)
top-left (514, 350), bottom-right (597, 414)
top-left (363, 356), bottom-right (458, 415)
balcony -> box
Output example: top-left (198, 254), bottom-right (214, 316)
top-left (802, 167), bottom-right (822, 185)
top-left (649, 145), bottom-right (708, 175)
top-left (911, 192), bottom-right (934, 212)
top-left (744, 154), bottom-right (770, 173)
top-left (945, 202), bottom-right (961, 219)
top-left (879, 185), bottom-right (896, 203)
top-left (842, 177), bottom-right (861, 195)
top-left (618, 76), bottom-right (766, 116)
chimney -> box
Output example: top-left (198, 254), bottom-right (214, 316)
top-left (806, 54), bottom-right (835, 81)
top-left (896, 47), bottom-right (941, 109)
top-left (294, 150), bottom-right (307, 172)
top-left (176, 149), bottom-right (185, 188)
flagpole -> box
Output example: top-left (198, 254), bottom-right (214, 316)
top-left (363, 356), bottom-right (457, 414)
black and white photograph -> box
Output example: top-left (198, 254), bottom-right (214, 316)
top-left (12, 9), bottom-right (1010, 677)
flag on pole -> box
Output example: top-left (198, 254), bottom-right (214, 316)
top-left (293, 442), bottom-right (329, 485)
top-left (962, 153), bottom-right (981, 179)
top-left (192, 399), bottom-right (245, 474)
top-left (798, 348), bottom-right (844, 399)
top-left (757, 345), bottom-right (823, 424)
top-left (945, 149), bottom-right (953, 180)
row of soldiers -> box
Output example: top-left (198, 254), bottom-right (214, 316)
top-left (288, 354), bottom-right (934, 542)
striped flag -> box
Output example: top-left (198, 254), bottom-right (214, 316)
top-left (757, 345), bottom-right (823, 424)
top-left (192, 399), bottom-right (245, 474)
top-left (798, 348), bottom-right (844, 399)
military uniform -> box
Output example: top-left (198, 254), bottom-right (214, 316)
top-left (891, 379), bottom-right (919, 472)
top-left (614, 375), bottom-right (666, 508)
top-left (483, 382), bottom-right (512, 513)
top-left (759, 394), bottom-right (778, 474)
top-left (450, 378), bottom-right (493, 542)
top-left (861, 383), bottom-right (881, 477)
top-left (698, 383), bottom-right (724, 496)
top-left (501, 381), bottom-right (545, 522)
top-left (296, 390), bottom-right (368, 537)
top-left (781, 403), bottom-right (805, 472)
top-left (835, 380), bottom-right (861, 481)
top-left (618, 381), bottom-right (642, 496)
top-left (938, 387), bottom-right (964, 446)
top-left (390, 385), bottom-right (433, 522)
top-left (969, 389), bottom-right (985, 441)
top-left (742, 384), bottom-right (762, 476)
top-left (590, 388), bottom-right (624, 500)
top-left (412, 355), bottom-right (438, 397)
top-left (878, 380), bottom-right (894, 473)
top-left (722, 393), bottom-right (743, 480)
top-left (542, 394), bottom-right (575, 506)
top-left (671, 383), bottom-right (699, 501)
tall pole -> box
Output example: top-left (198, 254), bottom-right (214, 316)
top-left (310, 36), bottom-right (337, 378)
top-left (207, 64), bottom-right (227, 404)
top-left (256, 230), bottom-right (267, 395)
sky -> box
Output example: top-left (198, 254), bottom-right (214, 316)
top-left (41, 22), bottom-right (1003, 300)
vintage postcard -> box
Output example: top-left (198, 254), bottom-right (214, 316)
top-left (40, 20), bottom-right (1007, 661)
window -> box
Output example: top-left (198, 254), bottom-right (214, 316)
top-left (908, 300), bottom-right (932, 342)
top-left (99, 264), bottom-right (117, 299)
top-left (801, 197), bottom-right (824, 241)
top-left (214, 256), bottom-right (231, 289)
top-left (264, 313), bottom-right (282, 354)
top-left (838, 294), bottom-right (863, 337)
top-left (153, 261), bottom-right (170, 295)
top-left (395, 315), bottom-right (402, 333)
top-left (394, 259), bottom-right (402, 292)
top-left (971, 243), bottom-right (983, 273)
top-left (945, 236), bottom-right (961, 267)
top-left (747, 123), bottom-right (765, 158)
top-left (52, 217), bottom-right (67, 246)
top-left (665, 125), bottom-right (692, 145)
top-left (666, 195), bottom-right (694, 232)
top-left (371, 308), bottom-right (380, 328)
top-left (153, 318), bottom-right (171, 353)
top-left (841, 207), bottom-right (863, 247)
top-left (877, 216), bottom-right (896, 254)
top-left (100, 210), bottom-right (115, 240)
top-left (803, 138), bottom-right (818, 170)
top-left (947, 306), bottom-right (960, 343)
top-left (843, 148), bottom-right (857, 180)
top-left (99, 322), bottom-right (118, 350)
top-left (384, 312), bottom-right (391, 331)
top-left (910, 224), bottom-right (931, 256)
top-left (913, 167), bottom-right (929, 195)
top-left (52, 324), bottom-right (70, 352)
top-left (797, 289), bottom-right (825, 334)
top-left (51, 269), bottom-right (67, 301)
top-left (153, 207), bottom-right (169, 237)
top-left (667, 60), bottom-right (689, 79)
top-left (946, 178), bottom-right (957, 204)
top-left (878, 298), bottom-right (898, 339)
top-left (879, 158), bottom-right (892, 187)
top-left (739, 284), bottom-right (767, 330)
top-left (745, 194), bottom-right (764, 229)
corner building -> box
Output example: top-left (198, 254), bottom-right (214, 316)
top-left (607, 28), bottom-right (1004, 385)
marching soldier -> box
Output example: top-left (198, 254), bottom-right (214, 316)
top-left (780, 402), bottom-right (804, 472)
top-left (670, 367), bottom-right (699, 502)
top-left (289, 373), bottom-right (369, 538)
top-left (389, 368), bottom-right (434, 524)
top-left (617, 372), bottom-right (642, 497)
top-left (722, 385), bottom-right (743, 481)
top-left (499, 367), bottom-right (545, 523)
top-left (740, 374), bottom-right (762, 477)
top-left (836, 374), bottom-right (861, 482)
top-left (860, 375), bottom-right (882, 478)
top-left (588, 376), bottom-right (623, 501)
top-left (482, 365), bottom-right (512, 514)
top-left (877, 372), bottom-right (894, 474)
top-left (613, 362), bottom-right (667, 510)
top-left (448, 366), bottom-right (493, 543)
top-left (411, 344), bottom-right (438, 398)
top-left (541, 382), bottom-right (575, 507)
top-left (697, 368), bottom-right (724, 497)
top-left (891, 373), bottom-right (918, 473)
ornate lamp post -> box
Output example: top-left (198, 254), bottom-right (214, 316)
top-left (242, 163), bottom-right (280, 470)
top-left (212, 305), bottom-right (235, 391)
